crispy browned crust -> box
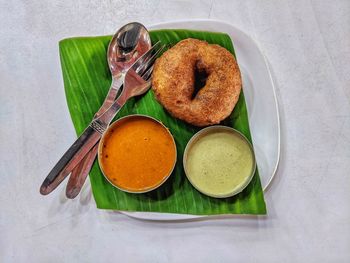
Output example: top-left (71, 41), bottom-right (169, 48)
top-left (152, 38), bottom-right (242, 126)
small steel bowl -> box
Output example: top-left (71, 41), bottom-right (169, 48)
top-left (98, 114), bottom-right (177, 194)
top-left (183, 125), bottom-right (256, 198)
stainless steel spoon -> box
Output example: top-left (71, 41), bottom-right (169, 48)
top-left (40, 22), bottom-right (151, 196)
top-left (65, 23), bottom-right (151, 199)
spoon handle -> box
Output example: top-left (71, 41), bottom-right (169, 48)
top-left (65, 78), bottom-right (123, 199)
top-left (39, 125), bottom-right (102, 195)
top-left (40, 96), bottom-right (125, 196)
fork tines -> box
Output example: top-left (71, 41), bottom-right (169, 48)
top-left (133, 41), bottom-right (165, 80)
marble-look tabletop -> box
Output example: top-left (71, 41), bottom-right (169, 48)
top-left (1, 0), bottom-right (349, 262)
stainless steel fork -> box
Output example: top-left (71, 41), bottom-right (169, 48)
top-left (40, 42), bottom-right (165, 195)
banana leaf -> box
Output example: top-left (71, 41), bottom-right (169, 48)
top-left (59, 29), bottom-right (266, 215)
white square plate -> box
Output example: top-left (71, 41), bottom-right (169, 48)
top-left (122, 19), bottom-right (280, 221)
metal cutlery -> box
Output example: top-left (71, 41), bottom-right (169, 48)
top-left (65, 22), bottom-right (151, 198)
top-left (40, 42), bottom-right (164, 195)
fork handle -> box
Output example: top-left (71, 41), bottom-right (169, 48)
top-left (40, 99), bottom-right (125, 196)
top-left (65, 145), bottom-right (97, 199)
top-left (40, 125), bottom-right (102, 195)
top-left (96, 94), bottom-right (127, 125)
top-left (65, 78), bottom-right (124, 199)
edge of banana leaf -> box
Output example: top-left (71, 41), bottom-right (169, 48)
top-left (58, 29), bottom-right (267, 215)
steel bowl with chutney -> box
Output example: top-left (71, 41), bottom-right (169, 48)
top-left (183, 126), bottom-right (256, 198)
top-left (98, 114), bottom-right (177, 193)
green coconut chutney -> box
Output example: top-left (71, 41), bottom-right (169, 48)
top-left (185, 129), bottom-right (255, 197)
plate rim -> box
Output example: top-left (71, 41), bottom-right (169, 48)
top-left (121, 18), bottom-right (280, 220)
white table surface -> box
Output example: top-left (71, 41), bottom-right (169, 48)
top-left (1, 0), bottom-right (349, 262)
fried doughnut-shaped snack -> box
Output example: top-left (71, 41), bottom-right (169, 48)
top-left (152, 38), bottom-right (242, 127)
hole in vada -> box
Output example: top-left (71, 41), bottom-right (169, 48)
top-left (192, 62), bottom-right (209, 100)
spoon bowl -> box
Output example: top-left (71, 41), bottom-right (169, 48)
top-left (108, 22), bottom-right (151, 77)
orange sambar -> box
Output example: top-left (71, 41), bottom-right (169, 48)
top-left (98, 115), bottom-right (177, 193)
